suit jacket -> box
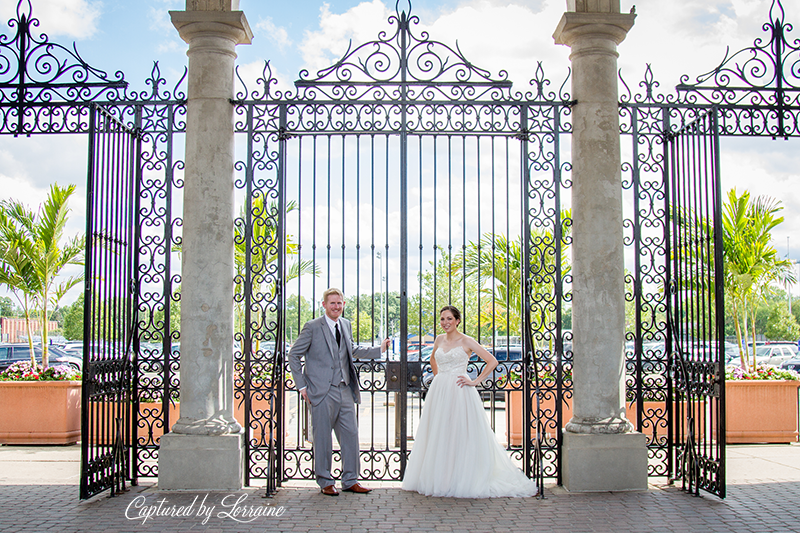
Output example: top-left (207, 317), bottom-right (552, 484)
top-left (288, 316), bottom-right (381, 406)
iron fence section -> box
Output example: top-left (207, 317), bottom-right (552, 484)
top-left (131, 91), bottom-right (186, 483)
top-left (665, 109), bottom-right (726, 499)
top-left (79, 104), bottom-right (140, 500)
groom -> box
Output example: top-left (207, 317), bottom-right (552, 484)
top-left (289, 288), bottom-right (390, 495)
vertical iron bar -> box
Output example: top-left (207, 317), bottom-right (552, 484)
top-left (341, 135), bottom-right (346, 288)
top-left (398, 8), bottom-right (410, 475)
top-left (275, 104), bottom-right (289, 494)
top-left (710, 108), bottom-right (726, 498)
top-left (163, 102), bottom-right (176, 446)
top-left (631, 109), bottom-right (644, 432)
top-left (552, 103), bottom-right (563, 491)
top-left (80, 103), bottom-right (98, 500)
top-left (662, 109), bottom-right (675, 484)
top-left (519, 105), bottom-right (533, 480)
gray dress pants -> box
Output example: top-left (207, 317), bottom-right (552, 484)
top-left (311, 382), bottom-right (359, 489)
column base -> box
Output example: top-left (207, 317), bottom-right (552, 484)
top-left (158, 432), bottom-right (243, 490)
top-left (562, 431), bottom-right (648, 492)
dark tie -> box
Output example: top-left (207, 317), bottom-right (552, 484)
top-left (335, 323), bottom-right (341, 346)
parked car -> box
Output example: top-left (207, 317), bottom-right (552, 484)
top-left (624, 342), bottom-right (667, 374)
top-left (755, 344), bottom-right (798, 367)
top-left (408, 345), bottom-right (433, 362)
top-left (763, 341), bottom-right (799, 350)
top-left (780, 357), bottom-right (800, 373)
top-left (61, 342), bottom-right (84, 356)
top-left (0, 343), bottom-right (82, 372)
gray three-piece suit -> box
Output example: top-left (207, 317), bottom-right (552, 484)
top-left (288, 315), bottom-right (381, 489)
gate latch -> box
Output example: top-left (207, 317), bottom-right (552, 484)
top-left (386, 361), bottom-right (423, 392)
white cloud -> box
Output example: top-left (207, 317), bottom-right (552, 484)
top-left (255, 16), bottom-right (292, 52)
top-left (148, 1), bottom-right (186, 56)
top-left (419, 0), bottom-right (571, 90)
top-left (157, 40), bottom-right (185, 54)
top-left (0, 0), bottom-right (101, 39)
top-left (618, 0), bottom-right (780, 89)
top-left (300, 0), bottom-right (392, 77)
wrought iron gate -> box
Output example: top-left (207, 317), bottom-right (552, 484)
top-left (231, 6), bottom-right (572, 493)
top-left (665, 109), bottom-right (725, 498)
top-left (80, 104), bottom-right (141, 499)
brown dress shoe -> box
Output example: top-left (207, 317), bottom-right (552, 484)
top-left (321, 484), bottom-right (339, 496)
top-left (343, 482), bottom-right (371, 493)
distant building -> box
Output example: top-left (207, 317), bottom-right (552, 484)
top-left (0, 317), bottom-right (59, 343)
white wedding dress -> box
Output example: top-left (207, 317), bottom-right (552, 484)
top-left (401, 346), bottom-right (538, 498)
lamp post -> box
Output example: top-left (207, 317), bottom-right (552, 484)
top-left (377, 251), bottom-right (384, 341)
top-left (787, 237), bottom-right (792, 314)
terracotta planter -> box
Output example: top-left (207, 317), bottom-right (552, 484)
top-left (507, 388), bottom-right (672, 446)
top-left (506, 388), bottom-right (574, 446)
top-left (137, 396), bottom-right (276, 444)
top-left (502, 381), bottom-right (800, 446)
top-left (725, 380), bottom-right (800, 444)
top-left (0, 381), bottom-right (82, 445)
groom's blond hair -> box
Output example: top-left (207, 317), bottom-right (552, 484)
top-left (322, 288), bottom-right (344, 303)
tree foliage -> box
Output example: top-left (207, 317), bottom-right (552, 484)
top-left (450, 211), bottom-right (571, 349)
top-left (234, 196), bottom-right (319, 342)
top-left (722, 189), bottom-right (796, 370)
top-left (764, 303), bottom-right (800, 341)
top-left (60, 294), bottom-right (84, 340)
top-left (0, 184), bottom-right (84, 366)
top-left (407, 250), bottom-right (482, 342)
top-left (0, 296), bottom-right (18, 317)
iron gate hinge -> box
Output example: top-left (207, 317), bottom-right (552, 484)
top-left (277, 127), bottom-right (296, 141)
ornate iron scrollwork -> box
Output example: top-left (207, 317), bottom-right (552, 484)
top-left (0, 0), bottom-right (127, 134)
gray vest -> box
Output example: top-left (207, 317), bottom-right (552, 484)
top-left (331, 325), bottom-right (350, 386)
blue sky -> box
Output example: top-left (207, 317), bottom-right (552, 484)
top-left (1, 0), bottom-right (800, 304)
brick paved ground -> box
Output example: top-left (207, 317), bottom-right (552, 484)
top-left (0, 444), bottom-right (798, 533)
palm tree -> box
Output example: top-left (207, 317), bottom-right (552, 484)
top-left (451, 210), bottom-right (572, 349)
top-left (0, 184), bottom-right (84, 367)
top-left (722, 189), bottom-right (795, 371)
top-left (234, 195), bottom-right (318, 338)
top-left (0, 205), bottom-right (40, 361)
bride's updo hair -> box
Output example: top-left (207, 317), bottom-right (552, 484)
top-left (440, 305), bottom-right (461, 322)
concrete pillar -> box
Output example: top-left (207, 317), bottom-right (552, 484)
top-left (553, 1), bottom-right (647, 492)
top-left (157, 0), bottom-right (252, 490)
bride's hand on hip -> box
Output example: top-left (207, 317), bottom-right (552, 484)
top-left (456, 375), bottom-right (476, 388)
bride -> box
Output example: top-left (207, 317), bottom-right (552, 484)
top-left (402, 305), bottom-right (538, 498)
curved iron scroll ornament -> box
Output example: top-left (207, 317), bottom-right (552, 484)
top-left (294, 3), bottom-right (511, 103)
top-left (0, 0), bottom-right (127, 134)
top-left (236, 0), bottom-right (571, 106)
top-left (676, 0), bottom-right (800, 138)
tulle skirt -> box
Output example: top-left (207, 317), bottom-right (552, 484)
top-left (401, 372), bottom-right (538, 498)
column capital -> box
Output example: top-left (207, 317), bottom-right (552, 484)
top-left (186, 0), bottom-right (240, 9)
top-left (566, 0), bottom-right (621, 13)
top-left (553, 12), bottom-right (635, 47)
top-left (171, 10), bottom-right (253, 46)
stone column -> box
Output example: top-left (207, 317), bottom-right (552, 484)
top-left (157, 0), bottom-right (252, 490)
top-left (553, 0), bottom-right (647, 492)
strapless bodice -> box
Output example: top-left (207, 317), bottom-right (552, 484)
top-left (435, 346), bottom-right (469, 375)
